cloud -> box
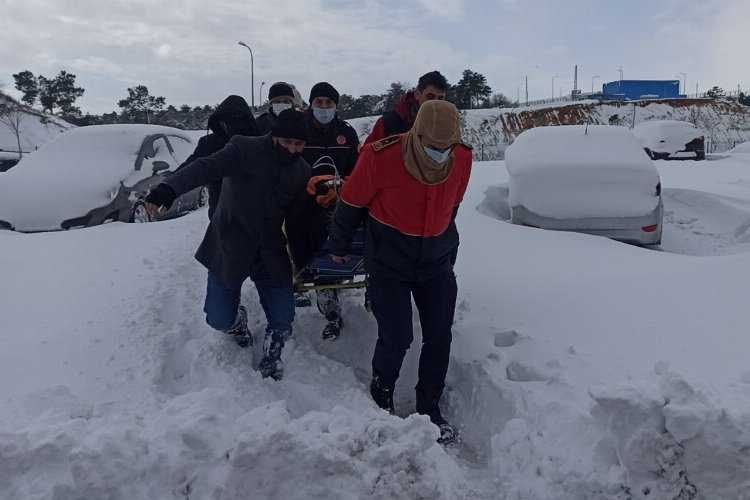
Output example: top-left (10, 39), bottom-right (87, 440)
top-left (155, 44), bottom-right (172, 59)
top-left (1, 0), bottom-right (747, 112)
top-left (414, 0), bottom-right (466, 18)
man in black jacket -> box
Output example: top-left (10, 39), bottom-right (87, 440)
top-left (255, 82), bottom-right (299, 135)
top-left (286, 82), bottom-right (360, 341)
top-left (145, 109), bottom-right (311, 380)
top-left (178, 95), bottom-right (259, 219)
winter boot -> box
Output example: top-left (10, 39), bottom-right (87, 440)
top-left (416, 385), bottom-right (458, 445)
top-left (224, 306), bottom-right (253, 348)
top-left (294, 291), bottom-right (312, 308)
top-left (370, 376), bottom-right (395, 414)
top-left (317, 288), bottom-right (343, 341)
top-left (321, 316), bottom-right (343, 341)
top-left (258, 329), bottom-right (287, 380)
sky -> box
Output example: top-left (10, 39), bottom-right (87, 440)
top-left (1, 0), bottom-right (748, 113)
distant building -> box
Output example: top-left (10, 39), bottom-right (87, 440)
top-left (601, 80), bottom-right (681, 100)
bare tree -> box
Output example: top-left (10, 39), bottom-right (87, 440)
top-left (0, 101), bottom-right (25, 159)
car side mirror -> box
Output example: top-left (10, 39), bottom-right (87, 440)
top-left (152, 160), bottom-right (170, 174)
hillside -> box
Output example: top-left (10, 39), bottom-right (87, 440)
top-left (349, 99), bottom-right (750, 160)
top-left (0, 92), bottom-right (74, 153)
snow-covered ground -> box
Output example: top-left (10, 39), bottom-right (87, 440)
top-left (0, 94), bottom-right (73, 153)
top-left (3, 155), bottom-right (750, 499)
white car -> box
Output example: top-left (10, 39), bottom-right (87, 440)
top-left (632, 120), bottom-right (705, 160)
top-left (0, 124), bottom-right (207, 232)
top-left (506, 125), bottom-right (663, 245)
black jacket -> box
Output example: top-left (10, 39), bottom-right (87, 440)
top-left (302, 113), bottom-right (360, 178)
top-left (166, 134), bottom-right (310, 289)
top-left (286, 113), bottom-right (360, 269)
top-left (255, 111), bottom-right (276, 135)
top-left (178, 95), bottom-right (259, 219)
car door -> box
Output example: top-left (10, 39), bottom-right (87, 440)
top-left (165, 135), bottom-right (200, 210)
top-left (132, 135), bottom-right (181, 219)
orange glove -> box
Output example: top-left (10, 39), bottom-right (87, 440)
top-left (306, 175), bottom-right (336, 196)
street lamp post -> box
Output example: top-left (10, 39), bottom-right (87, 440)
top-left (259, 81), bottom-right (266, 106)
top-left (237, 41), bottom-right (255, 108)
top-left (551, 75), bottom-right (558, 100)
top-left (591, 75), bottom-right (600, 94)
top-left (677, 72), bottom-right (687, 95)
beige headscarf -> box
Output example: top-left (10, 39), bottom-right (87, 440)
top-left (403, 100), bottom-right (462, 185)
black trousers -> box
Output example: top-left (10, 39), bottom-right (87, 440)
top-left (368, 270), bottom-right (458, 393)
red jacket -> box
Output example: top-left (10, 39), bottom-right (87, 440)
top-left (363, 91), bottom-right (419, 145)
top-left (331, 135), bottom-right (472, 281)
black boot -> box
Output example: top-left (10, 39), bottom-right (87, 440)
top-left (370, 376), bottom-right (395, 414)
top-left (224, 306), bottom-right (253, 348)
top-left (416, 385), bottom-right (458, 445)
top-left (258, 329), bottom-right (287, 380)
top-left (321, 316), bottom-right (343, 341)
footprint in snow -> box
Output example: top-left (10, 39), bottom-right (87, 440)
top-left (506, 361), bottom-right (549, 382)
top-left (493, 330), bottom-right (520, 348)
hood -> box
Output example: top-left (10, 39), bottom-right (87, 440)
top-left (393, 91), bottom-right (419, 124)
top-left (207, 95), bottom-right (258, 137)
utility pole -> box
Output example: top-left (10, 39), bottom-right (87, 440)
top-left (617, 66), bottom-right (624, 91)
top-left (525, 75), bottom-right (529, 106)
top-left (552, 75), bottom-right (558, 100)
top-left (677, 72), bottom-right (687, 95)
top-left (237, 41), bottom-right (255, 108)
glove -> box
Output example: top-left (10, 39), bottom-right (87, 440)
top-left (145, 183), bottom-right (177, 211)
top-left (316, 190), bottom-right (338, 208)
top-left (306, 175), bottom-right (336, 195)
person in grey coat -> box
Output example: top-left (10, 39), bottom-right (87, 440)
top-left (145, 109), bottom-right (311, 380)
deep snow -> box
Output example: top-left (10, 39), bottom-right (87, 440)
top-left (3, 156), bottom-right (750, 498)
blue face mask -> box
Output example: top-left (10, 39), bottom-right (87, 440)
top-left (312, 106), bottom-right (336, 125)
top-left (424, 146), bottom-right (452, 164)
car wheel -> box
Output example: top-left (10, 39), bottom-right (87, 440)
top-left (197, 186), bottom-right (209, 208)
top-left (130, 202), bottom-right (152, 223)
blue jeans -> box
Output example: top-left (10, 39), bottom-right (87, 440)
top-left (204, 271), bottom-right (294, 333)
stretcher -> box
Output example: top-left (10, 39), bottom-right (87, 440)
top-left (293, 228), bottom-right (367, 293)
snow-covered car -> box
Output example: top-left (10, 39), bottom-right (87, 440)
top-left (632, 120), bottom-right (705, 160)
top-left (506, 125), bottom-right (663, 245)
top-left (0, 124), bottom-right (207, 232)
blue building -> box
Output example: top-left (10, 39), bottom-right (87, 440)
top-left (601, 80), bottom-right (681, 100)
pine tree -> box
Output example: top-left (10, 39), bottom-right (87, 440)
top-left (117, 85), bottom-right (166, 123)
top-left (12, 71), bottom-right (38, 107)
top-left (454, 70), bottom-right (492, 109)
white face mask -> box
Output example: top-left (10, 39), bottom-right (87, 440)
top-left (424, 145), bottom-right (452, 164)
top-left (272, 102), bottom-right (293, 116)
top-left (312, 106), bottom-right (336, 125)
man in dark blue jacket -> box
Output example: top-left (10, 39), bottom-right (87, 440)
top-left (177, 95), bottom-right (259, 219)
top-left (145, 110), bottom-right (310, 380)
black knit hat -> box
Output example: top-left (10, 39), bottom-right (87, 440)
top-left (268, 82), bottom-right (295, 101)
top-left (271, 109), bottom-right (307, 141)
top-left (309, 82), bottom-right (339, 105)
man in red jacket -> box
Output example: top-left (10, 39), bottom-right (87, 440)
top-left (330, 100), bottom-right (472, 444)
top-left (363, 71), bottom-right (449, 145)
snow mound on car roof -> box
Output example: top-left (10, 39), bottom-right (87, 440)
top-left (505, 125), bottom-right (660, 218)
top-left (633, 120), bottom-right (702, 155)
